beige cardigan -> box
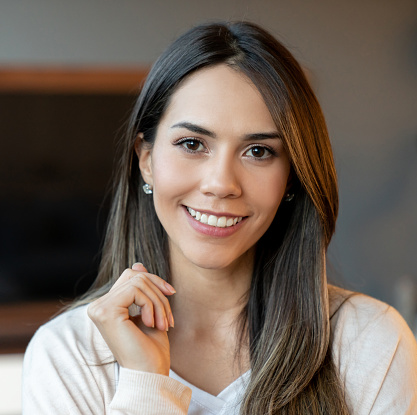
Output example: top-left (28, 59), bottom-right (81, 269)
top-left (22, 287), bottom-right (417, 414)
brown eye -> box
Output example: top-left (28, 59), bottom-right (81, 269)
top-left (179, 138), bottom-right (204, 153)
top-left (245, 145), bottom-right (271, 159)
top-left (185, 139), bottom-right (201, 151)
top-left (250, 146), bottom-right (265, 157)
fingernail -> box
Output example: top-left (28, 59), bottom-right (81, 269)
top-left (164, 282), bottom-right (176, 294)
top-left (169, 312), bottom-right (175, 328)
top-left (132, 262), bottom-right (143, 268)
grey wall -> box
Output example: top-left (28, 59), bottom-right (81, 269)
top-left (1, 1), bottom-right (416, 320)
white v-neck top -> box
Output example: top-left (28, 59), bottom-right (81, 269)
top-left (23, 287), bottom-right (417, 414)
top-left (169, 370), bottom-right (250, 415)
top-left (170, 369), bottom-right (250, 414)
top-left (113, 363), bottom-right (250, 414)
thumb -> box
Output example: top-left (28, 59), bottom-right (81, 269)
top-left (132, 262), bottom-right (148, 272)
top-left (128, 262), bottom-right (149, 318)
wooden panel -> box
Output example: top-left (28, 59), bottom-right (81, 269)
top-left (0, 301), bottom-right (63, 354)
top-left (0, 66), bottom-right (148, 94)
top-left (0, 67), bottom-right (148, 354)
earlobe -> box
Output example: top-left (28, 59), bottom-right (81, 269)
top-left (135, 133), bottom-right (153, 185)
top-left (283, 169), bottom-right (295, 202)
top-left (285, 168), bottom-right (293, 194)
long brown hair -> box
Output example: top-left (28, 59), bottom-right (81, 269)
top-left (75, 22), bottom-right (349, 414)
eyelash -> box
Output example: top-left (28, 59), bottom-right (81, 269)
top-left (245, 144), bottom-right (277, 159)
top-left (174, 137), bottom-right (277, 160)
top-left (175, 137), bottom-right (206, 154)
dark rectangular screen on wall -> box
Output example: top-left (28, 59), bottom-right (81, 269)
top-left (0, 93), bottom-right (136, 302)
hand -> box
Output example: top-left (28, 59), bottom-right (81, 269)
top-left (87, 263), bottom-right (176, 376)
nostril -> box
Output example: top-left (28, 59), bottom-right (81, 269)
top-left (200, 174), bottom-right (242, 198)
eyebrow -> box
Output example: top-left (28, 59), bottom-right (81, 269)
top-left (171, 121), bottom-right (282, 140)
top-left (171, 122), bottom-right (216, 138)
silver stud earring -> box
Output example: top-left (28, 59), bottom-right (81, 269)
top-left (284, 193), bottom-right (294, 202)
top-left (142, 183), bottom-right (153, 195)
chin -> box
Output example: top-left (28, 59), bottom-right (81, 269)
top-left (195, 261), bottom-right (235, 271)
top-left (186, 255), bottom-right (234, 271)
top-left (182, 246), bottom-right (253, 272)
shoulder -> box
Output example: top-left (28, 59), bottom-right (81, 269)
top-left (329, 285), bottom-right (415, 352)
top-left (23, 304), bottom-right (116, 413)
top-left (329, 285), bottom-right (406, 338)
top-left (25, 303), bottom-right (113, 366)
top-left (328, 285), bottom-right (417, 413)
top-left (24, 304), bottom-right (192, 414)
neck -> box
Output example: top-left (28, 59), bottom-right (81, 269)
top-left (168, 254), bottom-right (253, 332)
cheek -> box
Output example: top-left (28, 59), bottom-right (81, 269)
top-left (248, 167), bottom-right (290, 217)
top-left (151, 152), bottom-right (194, 204)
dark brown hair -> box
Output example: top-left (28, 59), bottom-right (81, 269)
top-left (75, 21), bottom-right (348, 414)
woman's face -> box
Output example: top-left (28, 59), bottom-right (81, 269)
top-left (138, 64), bottom-right (291, 272)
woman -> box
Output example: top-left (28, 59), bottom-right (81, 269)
top-left (23, 21), bottom-right (417, 414)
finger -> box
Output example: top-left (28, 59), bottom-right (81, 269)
top-left (129, 263), bottom-right (148, 317)
top-left (90, 282), bottom-right (156, 329)
top-left (135, 275), bottom-right (175, 328)
top-left (129, 275), bottom-right (170, 331)
top-left (132, 262), bottom-right (147, 272)
top-left (115, 272), bottom-right (175, 328)
top-left (108, 275), bottom-right (170, 331)
top-left (112, 267), bottom-right (176, 297)
top-left (141, 271), bottom-right (176, 296)
top-left (110, 264), bottom-right (148, 291)
top-left (131, 262), bottom-right (176, 296)
top-left (110, 268), bottom-right (140, 291)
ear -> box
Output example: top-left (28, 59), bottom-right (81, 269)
top-left (134, 133), bottom-right (153, 186)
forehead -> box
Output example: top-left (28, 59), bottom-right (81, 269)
top-left (158, 64), bottom-right (277, 133)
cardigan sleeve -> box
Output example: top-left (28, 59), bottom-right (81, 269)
top-left (331, 293), bottom-right (417, 414)
top-left (110, 368), bottom-right (191, 414)
top-left (22, 316), bottom-right (108, 414)
top-left (22, 306), bottom-right (191, 415)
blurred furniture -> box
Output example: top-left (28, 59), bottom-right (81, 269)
top-left (0, 301), bottom-right (62, 354)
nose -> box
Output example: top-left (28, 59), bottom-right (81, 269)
top-left (199, 153), bottom-right (242, 199)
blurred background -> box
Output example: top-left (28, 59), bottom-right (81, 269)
top-left (0, 1), bottom-right (416, 412)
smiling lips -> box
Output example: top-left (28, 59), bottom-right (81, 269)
top-left (186, 207), bottom-right (243, 228)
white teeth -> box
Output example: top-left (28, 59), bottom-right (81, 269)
top-left (208, 215), bottom-right (217, 226)
top-left (186, 207), bottom-right (243, 228)
top-left (217, 217), bottom-right (227, 228)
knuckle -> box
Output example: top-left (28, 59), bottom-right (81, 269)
top-left (132, 273), bottom-right (148, 285)
top-left (88, 301), bottom-right (107, 322)
top-left (136, 272), bottom-right (148, 280)
top-left (119, 268), bottom-right (133, 279)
